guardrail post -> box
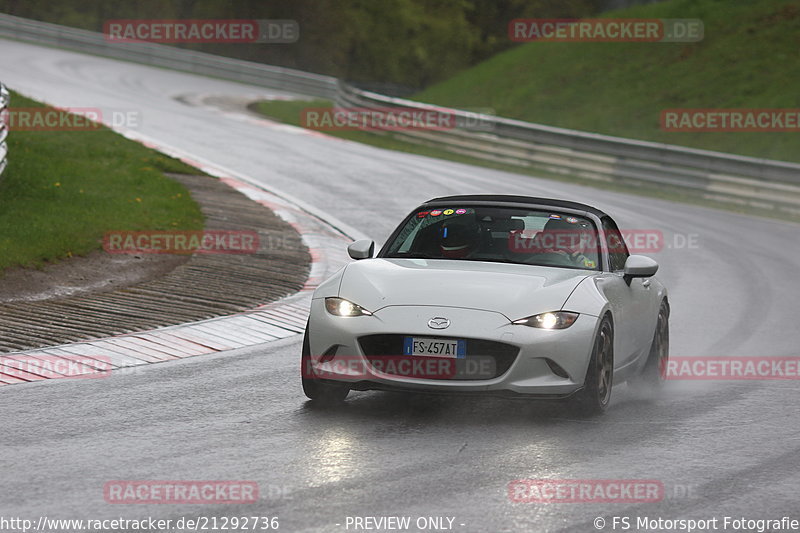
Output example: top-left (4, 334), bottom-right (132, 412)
top-left (0, 82), bottom-right (9, 180)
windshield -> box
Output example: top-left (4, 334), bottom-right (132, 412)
top-left (382, 206), bottom-right (601, 270)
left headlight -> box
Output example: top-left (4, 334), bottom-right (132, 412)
top-left (325, 297), bottom-right (373, 317)
top-left (513, 311), bottom-right (579, 329)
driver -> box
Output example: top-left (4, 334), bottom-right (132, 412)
top-left (531, 218), bottom-right (595, 267)
top-left (439, 221), bottom-right (479, 259)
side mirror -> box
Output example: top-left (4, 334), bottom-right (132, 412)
top-left (347, 239), bottom-right (375, 260)
top-left (623, 255), bottom-right (658, 284)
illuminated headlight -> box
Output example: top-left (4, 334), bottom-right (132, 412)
top-left (325, 297), bottom-right (372, 317)
top-left (513, 311), bottom-right (579, 329)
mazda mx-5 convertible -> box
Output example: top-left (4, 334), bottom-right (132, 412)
top-left (301, 195), bottom-right (669, 414)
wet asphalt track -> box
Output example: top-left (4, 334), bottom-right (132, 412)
top-left (0, 39), bottom-right (799, 532)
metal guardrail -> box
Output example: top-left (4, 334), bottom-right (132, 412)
top-left (2, 13), bottom-right (799, 213)
top-left (0, 81), bottom-right (8, 179)
top-left (337, 86), bottom-right (800, 213)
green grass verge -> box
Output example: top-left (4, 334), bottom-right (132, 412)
top-left (0, 91), bottom-right (204, 272)
top-left (415, 0), bottom-right (800, 164)
top-left (251, 98), bottom-right (800, 224)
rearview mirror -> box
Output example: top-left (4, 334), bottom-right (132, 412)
top-left (347, 239), bottom-right (375, 260)
top-left (623, 255), bottom-right (658, 283)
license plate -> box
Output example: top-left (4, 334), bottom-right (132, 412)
top-left (403, 337), bottom-right (466, 359)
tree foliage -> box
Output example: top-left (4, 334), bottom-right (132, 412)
top-left (1, 0), bottom-right (608, 89)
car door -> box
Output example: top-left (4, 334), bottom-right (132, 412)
top-left (596, 217), bottom-right (652, 367)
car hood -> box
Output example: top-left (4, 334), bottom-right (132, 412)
top-left (338, 258), bottom-right (591, 320)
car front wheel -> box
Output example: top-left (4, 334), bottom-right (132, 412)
top-left (301, 325), bottom-right (349, 402)
top-left (572, 316), bottom-right (614, 416)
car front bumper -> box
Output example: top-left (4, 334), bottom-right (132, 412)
top-left (305, 299), bottom-right (599, 397)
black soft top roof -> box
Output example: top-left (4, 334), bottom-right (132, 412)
top-left (422, 194), bottom-right (608, 217)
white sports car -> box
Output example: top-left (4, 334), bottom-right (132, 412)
top-left (302, 195), bottom-right (669, 414)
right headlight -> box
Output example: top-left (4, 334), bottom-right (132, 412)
top-left (512, 311), bottom-right (579, 329)
top-left (325, 297), bottom-right (373, 317)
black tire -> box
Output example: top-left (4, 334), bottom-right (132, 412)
top-left (572, 316), bottom-right (614, 416)
top-left (301, 326), bottom-right (349, 402)
top-left (630, 301), bottom-right (670, 393)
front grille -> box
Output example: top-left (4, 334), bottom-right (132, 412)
top-left (358, 334), bottom-right (518, 380)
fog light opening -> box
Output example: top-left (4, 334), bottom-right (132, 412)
top-left (320, 345), bottom-right (339, 363)
top-left (545, 359), bottom-right (570, 379)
